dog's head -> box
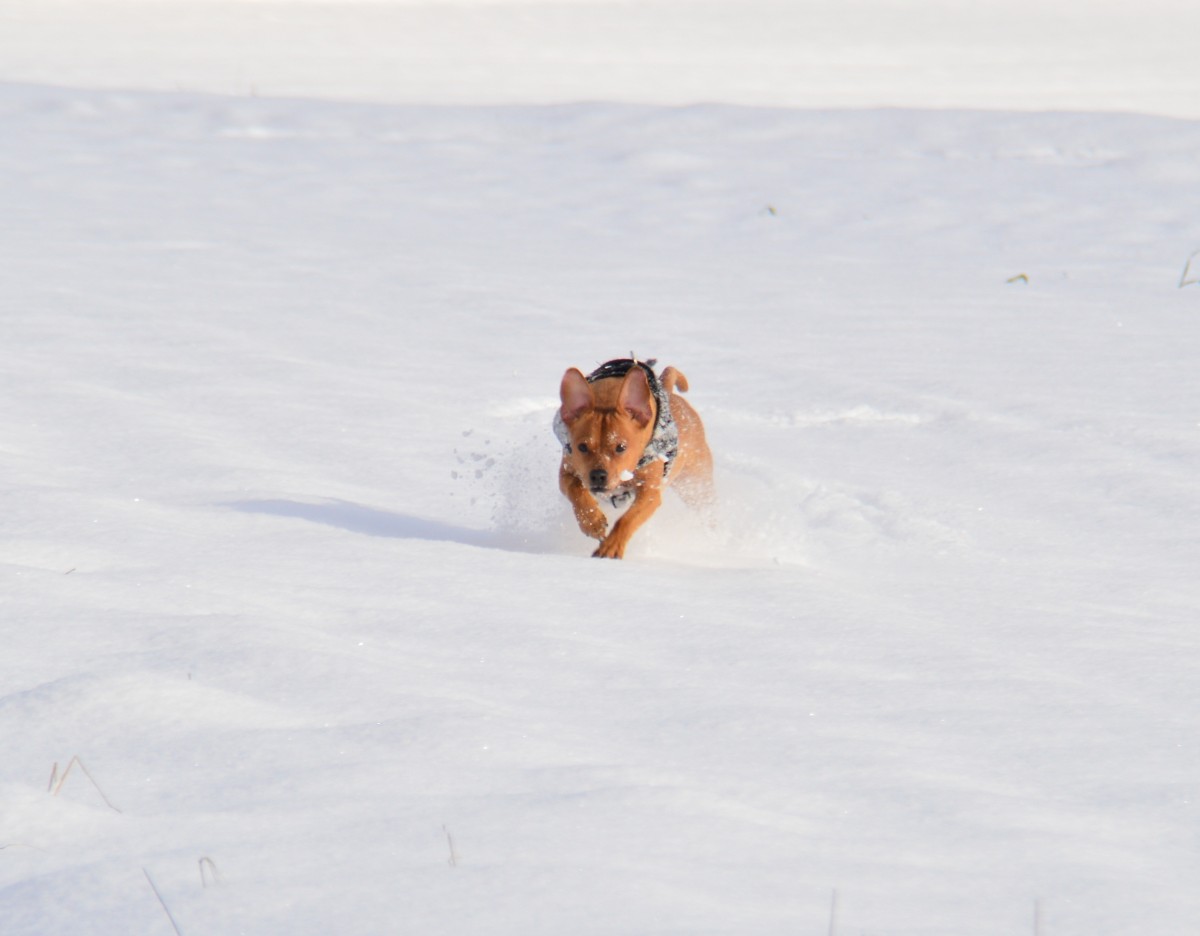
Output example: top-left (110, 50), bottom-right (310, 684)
top-left (559, 366), bottom-right (656, 495)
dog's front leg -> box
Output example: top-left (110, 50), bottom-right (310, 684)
top-left (560, 467), bottom-right (608, 541)
top-left (593, 485), bottom-right (662, 559)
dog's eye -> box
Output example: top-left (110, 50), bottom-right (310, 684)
top-left (615, 443), bottom-right (627, 454)
top-left (577, 442), bottom-right (589, 454)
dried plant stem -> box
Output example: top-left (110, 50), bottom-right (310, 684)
top-left (443, 824), bottom-right (459, 868)
top-left (199, 856), bottom-right (221, 888)
top-left (47, 756), bottom-right (122, 813)
top-left (143, 868), bottom-right (184, 936)
top-left (1180, 249), bottom-right (1200, 288)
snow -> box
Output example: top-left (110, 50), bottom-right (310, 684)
top-left (3, 3), bottom-right (1200, 935)
top-left (4, 0), bottom-right (1200, 116)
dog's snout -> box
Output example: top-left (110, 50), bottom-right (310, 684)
top-left (589, 468), bottom-right (608, 490)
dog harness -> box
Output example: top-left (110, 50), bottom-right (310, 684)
top-left (553, 357), bottom-right (680, 507)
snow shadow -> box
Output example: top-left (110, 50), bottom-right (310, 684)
top-left (228, 498), bottom-right (545, 552)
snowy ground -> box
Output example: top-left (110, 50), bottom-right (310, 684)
top-left (3, 3), bottom-right (1200, 935)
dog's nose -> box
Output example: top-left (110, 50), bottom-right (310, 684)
top-left (589, 468), bottom-right (608, 490)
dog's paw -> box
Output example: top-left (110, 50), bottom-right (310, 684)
top-left (592, 535), bottom-right (626, 559)
top-left (576, 508), bottom-right (608, 541)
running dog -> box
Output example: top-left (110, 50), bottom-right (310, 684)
top-left (554, 357), bottom-right (714, 559)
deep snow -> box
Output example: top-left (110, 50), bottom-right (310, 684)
top-left (3, 4), bottom-right (1200, 936)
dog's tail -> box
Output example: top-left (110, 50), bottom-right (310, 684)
top-left (660, 366), bottom-right (689, 393)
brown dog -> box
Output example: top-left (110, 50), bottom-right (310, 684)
top-left (555, 358), bottom-right (713, 558)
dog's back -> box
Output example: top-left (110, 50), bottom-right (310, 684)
top-left (659, 368), bottom-right (713, 508)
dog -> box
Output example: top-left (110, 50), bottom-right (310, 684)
top-left (554, 357), bottom-right (713, 558)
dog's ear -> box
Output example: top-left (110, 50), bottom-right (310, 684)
top-left (617, 367), bottom-right (654, 427)
top-left (559, 368), bottom-right (594, 424)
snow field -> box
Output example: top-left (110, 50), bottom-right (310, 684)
top-left (2, 31), bottom-right (1200, 936)
top-left (3, 0), bottom-right (1200, 116)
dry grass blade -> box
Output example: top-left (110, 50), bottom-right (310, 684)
top-left (443, 824), bottom-right (459, 868)
top-left (144, 868), bottom-right (184, 936)
top-left (48, 756), bottom-right (122, 812)
top-left (199, 856), bottom-right (222, 888)
top-left (1179, 249), bottom-right (1200, 288)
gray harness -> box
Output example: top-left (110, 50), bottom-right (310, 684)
top-left (553, 358), bottom-right (679, 506)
